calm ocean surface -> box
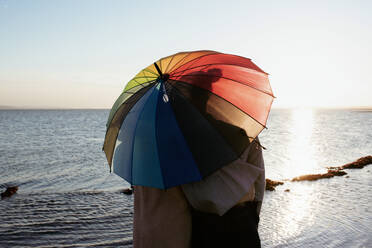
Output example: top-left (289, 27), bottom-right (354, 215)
top-left (0, 109), bottom-right (371, 247)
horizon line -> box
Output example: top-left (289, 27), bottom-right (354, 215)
top-left (1, 105), bottom-right (372, 111)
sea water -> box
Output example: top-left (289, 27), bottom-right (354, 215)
top-left (0, 109), bottom-right (371, 247)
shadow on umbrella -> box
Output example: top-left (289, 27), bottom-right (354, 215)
top-left (169, 68), bottom-right (250, 165)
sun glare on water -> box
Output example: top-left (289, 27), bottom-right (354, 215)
top-left (286, 108), bottom-right (320, 178)
top-left (266, 108), bottom-right (322, 239)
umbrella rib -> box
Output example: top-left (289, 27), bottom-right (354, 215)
top-left (112, 83), bottom-right (156, 123)
top-left (168, 51), bottom-right (254, 76)
top-left (121, 84), bottom-right (158, 106)
top-left (141, 70), bottom-right (156, 83)
top-left (129, 84), bottom-right (160, 187)
top-left (164, 52), bottom-right (192, 74)
top-left (132, 78), bottom-right (146, 89)
top-left (154, 53), bottom-right (181, 74)
top-left (132, 76), bottom-right (158, 80)
top-left (166, 81), bottom-right (265, 161)
top-left (132, 71), bottom-right (155, 85)
top-left (158, 50), bottom-right (231, 74)
top-left (158, 59), bottom-right (163, 72)
top-left (172, 73), bottom-right (274, 98)
top-left (163, 54), bottom-right (176, 73)
top-left (170, 62), bottom-right (268, 76)
top-left (142, 68), bottom-right (159, 77)
top-left (124, 90), bottom-right (140, 94)
top-left (124, 72), bottom-right (157, 93)
top-left (168, 80), bottom-right (270, 129)
top-left (167, 51), bottom-right (219, 75)
top-left (125, 80), bottom-right (156, 93)
top-left (104, 84), bottom-right (156, 167)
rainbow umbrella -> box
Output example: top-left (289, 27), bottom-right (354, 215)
top-left (103, 50), bottom-right (274, 189)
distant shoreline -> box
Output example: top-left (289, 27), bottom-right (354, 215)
top-left (0, 106), bottom-right (110, 110)
top-left (1, 106), bottom-right (372, 111)
top-left (272, 107), bottom-right (372, 111)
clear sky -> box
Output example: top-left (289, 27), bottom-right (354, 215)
top-left (1, 0), bottom-right (371, 109)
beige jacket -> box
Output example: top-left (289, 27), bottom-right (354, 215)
top-left (133, 186), bottom-right (191, 248)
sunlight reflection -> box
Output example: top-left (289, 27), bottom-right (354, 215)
top-left (275, 183), bottom-right (317, 239)
top-left (272, 108), bottom-right (320, 238)
top-left (287, 108), bottom-right (320, 178)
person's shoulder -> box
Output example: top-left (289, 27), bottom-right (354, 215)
top-left (246, 138), bottom-right (264, 164)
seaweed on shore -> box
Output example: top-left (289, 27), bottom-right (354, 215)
top-left (291, 169), bottom-right (347, 182)
top-left (328, 155), bottom-right (372, 170)
top-left (265, 155), bottom-right (372, 190)
top-left (265, 179), bottom-right (284, 191)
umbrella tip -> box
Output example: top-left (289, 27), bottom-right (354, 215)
top-left (154, 62), bottom-right (169, 81)
top-left (154, 62), bottom-right (162, 76)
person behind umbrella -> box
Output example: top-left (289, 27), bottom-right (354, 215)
top-left (179, 68), bottom-right (266, 248)
top-left (103, 51), bottom-right (273, 248)
top-left (130, 68), bottom-right (227, 248)
top-left (182, 139), bottom-right (265, 248)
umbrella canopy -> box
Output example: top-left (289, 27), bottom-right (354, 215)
top-left (103, 50), bottom-right (274, 189)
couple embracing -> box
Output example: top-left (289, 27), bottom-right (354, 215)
top-left (133, 137), bottom-right (265, 248)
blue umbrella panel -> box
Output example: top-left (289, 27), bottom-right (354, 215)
top-left (112, 81), bottom-right (202, 189)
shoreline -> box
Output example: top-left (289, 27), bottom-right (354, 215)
top-left (1, 106), bottom-right (372, 111)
